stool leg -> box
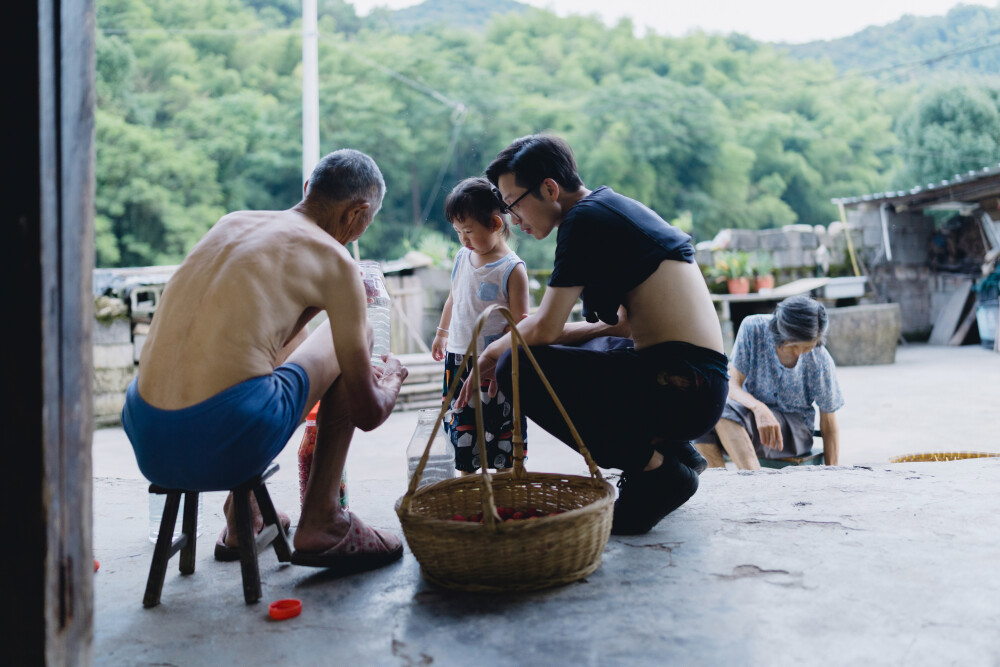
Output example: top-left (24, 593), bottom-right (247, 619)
top-left (233, 489), bottom-right (262, 604)
top-left (180, 492), bottom-right (199, 574)
top-left (253, 484), bottom-right (292, 562)
top-left (143, 492), bottom-right (182, 608)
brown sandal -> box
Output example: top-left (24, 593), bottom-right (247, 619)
top-left (289, 511), bottom-right (403, 572)
top-left (214, 514), bottom-right (291, 562)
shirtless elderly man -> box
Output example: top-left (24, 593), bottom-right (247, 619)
top-left (122, 149), bottom-right (408, 570)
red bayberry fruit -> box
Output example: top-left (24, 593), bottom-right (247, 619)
top-left (512, 511), bottom-right (525, 520)
top-left (452, 514), bottom-right (466, 522)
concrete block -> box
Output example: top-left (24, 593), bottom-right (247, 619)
top-left (695, 248), bottom-right (713, 267)
top-left (781, 225), bottom-right (819, 249)
top-left (772, 248), bottom-right (804, 269)
top-left (759, 229), bottom-right (787, 250)
top-left (93, 318), bottom-right (131, 345)
top-left (729, 229), bottom-right (759, 251)
top-left (827, 223), bottom-right (863, 253)
top-left (93, 343), bottom-right (135, 369)
top-left (93, 366), bottom-right (136, 394)
top-left (94, 392), bottom-right (126, 421)
top-left (826, 303), bottom-right (902, 366)
top-left (863, 223), bottom-right (882, 247)
top-left (133, 334), bottom-right (147, 364)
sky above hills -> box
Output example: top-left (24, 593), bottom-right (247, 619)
top-left (351, 0), bottom-right (988, 43)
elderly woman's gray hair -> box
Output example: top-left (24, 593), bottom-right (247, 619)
top-left (769, 295), bottom-right (829, 345)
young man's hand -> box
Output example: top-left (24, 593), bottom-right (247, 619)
top-left (455, 351), bottom-right (498, 409)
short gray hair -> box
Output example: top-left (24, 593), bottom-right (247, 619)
top-left (306, 149), bottom-right (385, 210)
top-left (769, 295), bottom-right (829, 346)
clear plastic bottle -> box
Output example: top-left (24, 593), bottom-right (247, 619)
top-left (297, 401), bottom-right (348, 509)
top-left (406, 408), bottom-right (456, 488)
top-left (148, 493), bottom-right (202, 544)
top-left (358, 259), bottom-right (391, 368)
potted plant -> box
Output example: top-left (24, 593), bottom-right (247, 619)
top-left (713, 251), bottom-right (752, 295)
top-left (751, 252), bottom-right (775, 292)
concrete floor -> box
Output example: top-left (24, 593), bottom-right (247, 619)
top-left (92, 344), bottom-right (1000, 666)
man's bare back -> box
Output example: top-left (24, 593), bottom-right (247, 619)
top-left (138, 209), bottom-right (361, 409)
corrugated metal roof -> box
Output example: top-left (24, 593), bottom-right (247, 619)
top-left (832, 163), bottom-right (1000, 209)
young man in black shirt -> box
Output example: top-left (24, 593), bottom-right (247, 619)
top-left (455, 134), bottom-right (729, 535)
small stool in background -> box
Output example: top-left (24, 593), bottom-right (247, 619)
top-left (757, 430), bottom-right (825, 469)
top-left (143, 463), bottom-right (291, 607)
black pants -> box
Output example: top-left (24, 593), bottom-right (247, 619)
top-left (496, 338), bottom-right (729, 473)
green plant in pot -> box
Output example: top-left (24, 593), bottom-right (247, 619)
top-left (750, 252), bottom-right (775, 292)
top-left (713, 251), bottom-right (752, 295)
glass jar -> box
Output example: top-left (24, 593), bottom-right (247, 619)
top-left (406, 408), bottom-right (455, 488)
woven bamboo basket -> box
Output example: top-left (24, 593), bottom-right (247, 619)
top-left (395, 305), bottom-right (615, 592)
top-left (888, 451), bottom-right (1000, 463)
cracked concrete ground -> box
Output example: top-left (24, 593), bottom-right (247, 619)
top-left (92, 344), bottom-right (1000, 665)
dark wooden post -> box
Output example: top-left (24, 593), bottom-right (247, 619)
top-left (2, 0), bottom-right (96, 664)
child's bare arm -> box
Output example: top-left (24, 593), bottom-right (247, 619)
top-left (432, 293), bottom-right (453, 361)
top-left (506, 263), bottom-right (530, 322)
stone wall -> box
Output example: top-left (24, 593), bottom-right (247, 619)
top-left (93, 314), bottom-right (135, 427)
top-left (696, 208), bottom-right (961, 337)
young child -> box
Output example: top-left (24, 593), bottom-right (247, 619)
top-left (432, 177), bottom-right (530, 475)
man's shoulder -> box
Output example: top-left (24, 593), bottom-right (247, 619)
top-left (199, 210), bottom-right (351, 280)
top-left (232, 210), bottom-right (344, 250)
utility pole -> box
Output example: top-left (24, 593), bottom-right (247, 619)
top-left (302, 0), bottom-right (359, 258)
top-left (302, 0), bottom-right (319, 184)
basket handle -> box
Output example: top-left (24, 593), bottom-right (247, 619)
top-left (399, 305), bottom-right (605, 529)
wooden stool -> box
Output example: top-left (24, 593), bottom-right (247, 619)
top-left (757, 445), bottom-right (825, 469)
top-left (143, 463), bottom-right (292, 607)
top-left (757, 431), bottom-right (825, 469)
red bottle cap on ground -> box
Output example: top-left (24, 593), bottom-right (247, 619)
top-left (269, 598), bottom-right (302, 620)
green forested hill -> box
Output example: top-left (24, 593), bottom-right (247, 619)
top-left (388, 0), bottom-right (529, 32)
top-left (93, 0), bottom-right (1000, 270)
top-left (782, 3), bottom-right (1000, 81)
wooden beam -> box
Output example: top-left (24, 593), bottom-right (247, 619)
top-left (1, 1), bottom-right (95, 663)
top-left (929, 280), bottom-right (972, 345)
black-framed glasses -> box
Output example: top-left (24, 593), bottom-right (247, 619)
top-left (492, 181), bottom-right (543, 218)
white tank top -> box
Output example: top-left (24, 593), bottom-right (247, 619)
top-left (446, 248), bottom-right (525, 355)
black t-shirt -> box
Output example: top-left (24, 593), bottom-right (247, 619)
top-left (548, 186), bottom-right (693, 325)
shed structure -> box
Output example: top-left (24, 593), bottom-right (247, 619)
top-left (832, 164), bottom-right (1000, 341)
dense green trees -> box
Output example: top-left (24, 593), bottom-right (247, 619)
top-left (93, 0), bottom-right (997, 270)
top-left (893, 79), bottom-right (1000, 188)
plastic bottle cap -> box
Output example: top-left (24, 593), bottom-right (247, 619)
top-left (269, 598), bottom-right (302, 621)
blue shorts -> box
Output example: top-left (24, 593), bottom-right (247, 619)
top-left (122, 363), bottom-right (310, 491)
